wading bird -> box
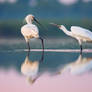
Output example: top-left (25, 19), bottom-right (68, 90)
top-left (21, 14), bottom-right (44, 51)
top-left (21, 51), bottom-right (44, 84)
top-left (51, 23), bottom-right (92, 54)
top-left (58, 54), bottom-right (92, 75)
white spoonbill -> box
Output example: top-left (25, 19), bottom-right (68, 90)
top-left (51, 23), bottom-right (92, 54)
top-left (21, 54), bottom-right (39, 84)
top-left (21, 14), bottom-right (44, 51)
top-left (21, 51), bottom-right (44, 84)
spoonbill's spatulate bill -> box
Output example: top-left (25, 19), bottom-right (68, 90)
top-left (21, 14), bottom-right (44, 51)
top-left (50, 23), bottom-right (92, 54)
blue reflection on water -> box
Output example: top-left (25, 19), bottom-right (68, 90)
top-left (0, 50), bottom-right (92, 75)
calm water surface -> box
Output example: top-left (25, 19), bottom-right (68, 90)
top-left (0, 50), bottom-right (92, 92)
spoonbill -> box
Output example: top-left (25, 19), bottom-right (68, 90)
top-left (21, 51), bottom-right (44, 84)
top-left (51, 23), bottom-right (92, 54)
top-left (21, 14), bottom-right (44, 51)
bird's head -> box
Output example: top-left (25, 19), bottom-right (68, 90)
top-left (25, 14), bottom-right (34, 23)
top-left (25, 14), bottom-right (40, 25)
top-left (24, 14), bottom-right (48, 32)
top-left (27, 77), bottom-right (36, 84)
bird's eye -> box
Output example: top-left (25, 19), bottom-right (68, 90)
top-left (32, 16), bottom-right (34, 20)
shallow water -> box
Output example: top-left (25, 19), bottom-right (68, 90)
top-left (0, 49), bottom-right (92, 92)
top-left (1, 38), bottom-right (92, 50)
top-left (0, 38), bottom-right (92, 92)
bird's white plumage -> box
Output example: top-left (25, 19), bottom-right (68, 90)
top-left (21, 61), bottom-right (39, 77)
top-left (21, 56), bottom-right (39, 78)
top-left (21, 24), bottom-right (39, 38)
top-left (21, 14), bottom-right (44, 50)
top-left (70, 60), bottom-right (92, 75)
top-left (58, 24), bottom-right (92, 51)
top-left (60, 55), bottom-right (92, 75)
top-left (71, 26), bottom-right (92, 40)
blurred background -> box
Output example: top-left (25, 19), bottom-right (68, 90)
top-left (0, 0), bottom-right (92, 50)
top-left (0, 1), bottom-right (92, 87)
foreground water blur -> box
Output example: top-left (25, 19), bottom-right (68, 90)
top-left (0, 40), bottom-right (92, 92)
top-left (0, 0), bottom-right (92, 91)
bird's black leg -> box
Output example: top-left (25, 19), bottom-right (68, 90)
top-left (80, 45), bottom-right (82, 55)
top-left (40, 50), bottom-right (44, 62)
top-left (39, 37), bottom-right (44, 62)
top-left (39, 37), bottom-right (44, 51)
top-left (27, 41), bottom-right (30, 51)
top-left (27, 50), bottom-right (30, 57)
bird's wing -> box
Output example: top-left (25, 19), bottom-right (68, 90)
top-left (21, 24), bottom-right (39, 36)
top-left (27, 24), bottom-right (39, 33)
top-left (71, 26), bottom-right (92, 40)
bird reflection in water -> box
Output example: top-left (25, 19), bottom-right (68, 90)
top-left (58, 54), bottom-right (92, 75)
top-left (21, 51), bottom-right (44, 84)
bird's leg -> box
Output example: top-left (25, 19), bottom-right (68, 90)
top-left (80, 45), bottom-right (82, 55)
top-left (25, 38), bottom-right (30, 51)
top-left (40, 48), bottom-right (44, 62)
top-left (78, 40), bottom-right (82, 54)
top-left (39, 37), bottom-right (44, 62)
top-left (40, 50), bottom-right (44, 62)
top-left (27, 41), bottom-right (30, 51)
top-left (39, 37), bottom-right (44, 51)
top-left (27, 50), bottom-right (30, 57)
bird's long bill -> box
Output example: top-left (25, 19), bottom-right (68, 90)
top-left (34, 18), bottom-right (48, 31)
top-left (34, 18), bottom-right (42, 26)
top-left (50, 23), bottom-right (60, 28)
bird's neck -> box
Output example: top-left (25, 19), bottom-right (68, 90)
top-left (25, 56), bottom-right (29, 64)
top-left (60, 25), bottom-right (72, 36)
top-left (76, 54), bottom-right (82, 64)
top-left (26, 20), bottom-right (32, 24)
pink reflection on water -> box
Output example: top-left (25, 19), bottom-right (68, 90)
top-left (0, 69), bottom-right (92, 92)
